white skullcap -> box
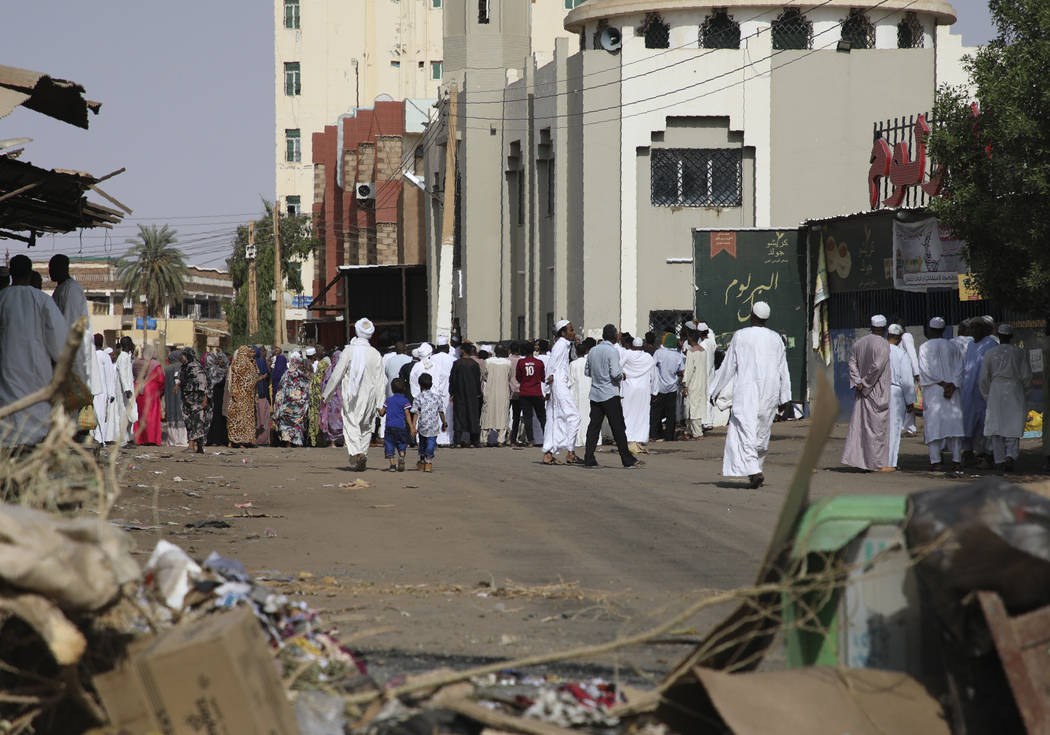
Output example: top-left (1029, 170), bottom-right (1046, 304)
top-left (418, 342), bottom-right (433, 357)
top-left (888, 324), bottom-right (903, 336)
top-left (696, 322), bottom-right (709, 332)
top-left (411, 347), bottom-right (421, 359)
top-left (482, 344), bottom-right (493, 354)
top-left (983, 314), bottom-right (994, 323)
top-left (554, 319), bottom-right (570, 333)
top-left (998, 323), bottom-right (1013, 335)
top-left (752, 302), bottom-right (771, 320)
top-left (290, 350), bottom-right (302, 359)
top-left (683, 320), bottom-right (697, 331)
top-left (871, 314), bottom-right (887, 328)
top-left (354, 318), bottom-right (375, 338)
top-left (305, 347), bottom-right (316, 356)
top-left (436, 335), bottom-right (449, 346)
top-left (929, 317), bottom-right (946, 329)
top-left (104, 347), bottom-right (113, 354)
top-left (632, 337), bottom-right (644, 348)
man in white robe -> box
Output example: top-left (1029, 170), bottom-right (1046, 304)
top-left (542, 320), bottom-right (582, 464)
top-left (49, 254), bottom-right (99, 400)
top-left (841, 315), bottom-right (891, 472)
top-left (980, 324), bottom-right (1032, 472)
top-left (682, 324), bottom-right (709, 438)
top-left (620, 337), bottom-right (656, 453)
top-left (0, 255), bottom-right (69, 446)
top-left (707, 302), bottom-right (791, 489)
top-left (410, 343), bottom-right (435, 399)
top-left (918, 317), bottom-right (964, 472)
top-left (114, 337), bottom-right (139, 445)
top-left (886, 324), bottom-right (916, 469)
top-left (430, 336), bottom-right (456, 446)
top-left (899, 326), bottom-right (921, 436)
top-left (481, 346), bottom-right (512, 445)
top-left (322, 317), bottom-right (385, 471)
top-left (569, 341), bottom-right (598, 448)
top-left (92, 338), bottom-right (118, 445)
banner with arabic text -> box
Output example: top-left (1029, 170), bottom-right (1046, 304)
top-left (892, 217), bottom-right (968, 291)
top-left (693, 229), bottom-right (806, 400)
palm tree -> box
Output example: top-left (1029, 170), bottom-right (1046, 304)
top-left (116, 224), bottom-right (188, 318)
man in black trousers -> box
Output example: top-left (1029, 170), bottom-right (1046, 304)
top-left (583, 324), bottom-right (642, 468)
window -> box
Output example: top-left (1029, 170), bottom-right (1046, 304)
top-left (432, 0), bottom-right (441, 7)
top-left (431, 61), bottom-right (442, 80)
top-left (638, 13), bottom-right (670, 49)
top-left (284, 0), bottom-right (300, 29)
top-left (284, 62), bottom-right (301, 95)
top-left (700, 9), bottom-right (740, 49)
top-left (564, 0), bottom-right (586, 7)
top-left (840, 9), bottom-right (875, 49)
top-left (286, 195), bottom-right (301, 216)
top-left (650, 148), bottom-right (743, 207)
top-left (897, 11), bottom-right (924, 48)
top-left (391, 60), bottom-right (401, 68)
top-left (771, 8), bottom-right (812, 50)
top-left (516, 169), bottom-right (525, 225)
top-left (285, 129), bottom-right (301, 163)
top-left (478, 0), bottom-right (489, 23)
top-left (546, 159), bottom-right (555, 216)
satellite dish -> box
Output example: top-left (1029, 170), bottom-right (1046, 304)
top-left (375, 93), bottom-right (394, 102)
top-left (599, 26), bottom-right (622, 52)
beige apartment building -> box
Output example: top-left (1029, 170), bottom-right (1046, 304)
top-left (273, 0), bottom-right (577, 324)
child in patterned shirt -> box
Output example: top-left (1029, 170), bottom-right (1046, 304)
top-left (409, 372), bottom-right (446, 473)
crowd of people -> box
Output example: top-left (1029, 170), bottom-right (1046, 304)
top-left (842, 314), bottom-right (1033, 475)
top-left (0, 251), bottom-right (1040, 483)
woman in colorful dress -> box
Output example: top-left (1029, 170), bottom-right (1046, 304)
top-left (320, 349), bottom-right (343, 446)
top-left (178, 347), bottom-right (212, 454)
top-left (204, 351), bottom-right (229, 445)
top-left (307, 353), bottom-right (331, 446)
top-left (133, 345), bottom-right (164, 445)
top-left (226, 345), bottom-right (259, 448)
top-left (273, 355), bottom-right (311, 446)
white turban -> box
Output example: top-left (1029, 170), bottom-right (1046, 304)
top-left (436, 335), bottom-right (449, 346)
top-left (888, 324), bottom-right (903, 336)
top-left (305, 347), bottom-right (316, 356)
top-left (696, 322), bottom-right (709, 332)
top-left (752, 301), bottom-right (771, 320)
top-left (554, 319), bottom-right (570, 334)
top-left (683, 320), bottom-right (697, 331)
top-left (104, 347), bottom-right (113, 354)
top-left (929, 317), bottom-right (946, 329)
top-left (871, 314), bottom-right (887, 328)
top-left (411, 348), bottom-right (421, 359)
top-left (355, 318), bottom-right (375, 339)
top-left (632, 337), bottom-right (644, 348)
top-left (998, 323), bottom-right (1013, 335)
top-left (418, 342), bottom-right (433, 357)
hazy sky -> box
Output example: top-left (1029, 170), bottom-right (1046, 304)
top-left (1, 0), bottom-right (996, 269)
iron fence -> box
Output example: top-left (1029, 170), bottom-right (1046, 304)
top-left (872, 112), bottom-right (937, 209)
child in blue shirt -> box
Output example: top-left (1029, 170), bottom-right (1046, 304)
top-left (380, 378), bottom-right (412, 472)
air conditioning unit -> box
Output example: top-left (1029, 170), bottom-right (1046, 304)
top-left (356, 182), bottom-right (376, 200)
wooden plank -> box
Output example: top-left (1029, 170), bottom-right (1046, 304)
top-left (0, 180), bottom-right (41, 204)
top-left (977, 590), bottom-right (1050, 733)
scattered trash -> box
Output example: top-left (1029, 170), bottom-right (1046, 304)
top-left (368, 504), bottom-right (395, 510)
top-left (338, 479), bottom-right (373, 489)
top-left (264, 528), bottom-right (278, 537)
top-left (184, 520), bottom-right (232, 530)
top-left (241, 457), bottom-right (254, 464)
top-left (144, 539), bottom-right (202, 610)
top-left (235, 501), bottom-right (253, 509)
top-left (172, 476), bottom-right (183, 482)
top-left (183, 490), bottom-right (202, 498)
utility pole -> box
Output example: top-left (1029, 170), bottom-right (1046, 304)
top-left (246, 221), bottom-right (259, 337)
top-left (273, 206), bottom-right (286, 345)
top-left (435, 85), bottom-right (458, 341)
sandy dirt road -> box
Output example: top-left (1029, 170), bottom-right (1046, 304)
top-left (109, 421), bottom-right (1042, 678)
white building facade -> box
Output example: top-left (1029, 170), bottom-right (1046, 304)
top-left (424, 0), bottom-right (977, 339)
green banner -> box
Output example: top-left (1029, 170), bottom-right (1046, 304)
top-left (693, 229), bottom-right (806, 400)
top-left (811, 211), bottom-right (894, 293)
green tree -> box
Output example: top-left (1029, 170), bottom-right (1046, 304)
top-left (928, 0), bottom-right (1050, 313)
top-left (225, 202), bottom-right (319, 344)
top-left (116, 224), bottom-right (188, 318)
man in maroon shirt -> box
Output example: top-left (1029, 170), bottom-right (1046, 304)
top-left (515, 341), bottom-right (546, 447)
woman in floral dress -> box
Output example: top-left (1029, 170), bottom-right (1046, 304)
top-left (320, 349), bottom-right (343, 446)
top-left (273, 355), bottom-right (311, 446)
top-left (178, 347), bottom-right (212, 454)
top-left (307, 354), bottom-right (331, 446)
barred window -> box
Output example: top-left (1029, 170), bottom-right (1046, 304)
top-left (285, 129), bottom-right (301, 163)
top-left (284, 62), bottom-right (301, 96)
top-left (284, 0), bottom-right (300, 29)
top-left (638, 13), bottom-right (670, 49)
top-left (700, 9), bottom-right (740, 49)
top-left (840, 9), bottom-right (875, 49)
top-left (650, 149), bottom-right (742, 207)
top-left (771, 8), bottom-right (812, 50)
top-left (897, 11), bottom-right (924, 48)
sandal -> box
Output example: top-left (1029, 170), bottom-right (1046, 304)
top-left (565, 455), bottom-right (585, 465)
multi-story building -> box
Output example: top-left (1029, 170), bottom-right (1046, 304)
top-left (423, 0), bottom-right (978, 340)
top-left (273, 0), bottom-right (579, 330)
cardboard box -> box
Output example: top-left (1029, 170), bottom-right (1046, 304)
top-left (94, 608), bottom-right (298, 735)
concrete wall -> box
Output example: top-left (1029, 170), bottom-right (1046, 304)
top-left (634, 117), bottom-right (755, 332)
top-left (769, 48), bottom-right (936, 225)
